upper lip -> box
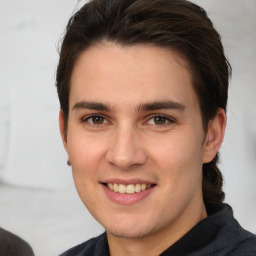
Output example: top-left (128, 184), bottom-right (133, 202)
top-left (101, 178), bottom-right (156, 186)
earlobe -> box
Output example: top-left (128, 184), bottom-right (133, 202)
top-left (59, 110), bottom-right (68, 152)
top-left (202, 108), bottom-right (226, 163)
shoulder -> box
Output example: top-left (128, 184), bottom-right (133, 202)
top-left (226, 232), bottom-right (256, 256)
top-left (204, 203), bottom-right (256, 255)
top-left (180, 202), bottom-right (256, 256)
top-left (0, 227), bottom-right (35, 256)
top-left (59, 233), bottom-right (108, 256)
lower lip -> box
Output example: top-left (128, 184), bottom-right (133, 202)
top-left (102, 184), bottom-right (155, 205)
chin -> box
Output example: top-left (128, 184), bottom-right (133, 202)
top-left (107, 228), bottom-right (151, 239)
top-left (105, 220), bottom-right (160, 239)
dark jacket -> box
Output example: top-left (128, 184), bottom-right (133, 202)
top-left (59, 203), bottom-right (256, 256)
top-left (0, 227), bottom-right (34, 256)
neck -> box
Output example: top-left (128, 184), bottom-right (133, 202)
top-left (107, 202), bottom-right (207, 256)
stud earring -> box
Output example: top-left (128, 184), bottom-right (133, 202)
top-left (67, 160), bottom-right (71, 166)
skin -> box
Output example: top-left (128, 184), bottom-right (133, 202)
top-left (60, 42), bottom-right (226, 256)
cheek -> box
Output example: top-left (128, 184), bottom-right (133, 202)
top-left (66, 132), bottom-right (106, 188)
top-left (150, 132), bottom-right (204, 184)
top-left (67, 129), bottom-right (104, 165)
top-left (150, 135), bottom-right (204, 216)
top-left (67, 136), bottom-right (104, 208)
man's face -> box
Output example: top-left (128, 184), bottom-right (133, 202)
top-left (61, 42), bottom-right (209, 240)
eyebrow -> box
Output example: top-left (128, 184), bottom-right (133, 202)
top-left (72, 100), bottom-right (186, 112)
top-left (72, 101), bottom-right (111, 111)
top-left (137, 101), bottom-right (186, 112)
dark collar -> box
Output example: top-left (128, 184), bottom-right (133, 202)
top-left (160, 202), bottom-right (233, 256)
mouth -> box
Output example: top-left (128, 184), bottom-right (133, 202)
top-left (101, 179), bottom-right (157, 205)
top-left (103, 183), bottom-right (156, 194)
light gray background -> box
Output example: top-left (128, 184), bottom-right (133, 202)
top-left (0, 0), bottom-right (255, 255)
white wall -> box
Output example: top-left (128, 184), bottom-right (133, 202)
top-left (0, 0), bottom-right (255, 250)
top-left (193, 0), bottom-right (256, 231)
top-left (0, 0), bottom-right (80, 188)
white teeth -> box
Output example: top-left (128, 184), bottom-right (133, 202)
top-left (118, 184), bottom-right (126, 194)
top-left (141, 184), bottom-right (146, 191)
top-left (107, 183), bottom-right (113, 190)
top-left (135, 184), bottom-right (141, 193)
top-left (113, 183), bottom-right (119, 192)
top-left (106, 183), bottom-right (153, 194)
top-left (126, 184), bottom-right (135, 194)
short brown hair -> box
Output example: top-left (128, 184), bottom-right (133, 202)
top-left (56, 0), bottom-right (231, 204)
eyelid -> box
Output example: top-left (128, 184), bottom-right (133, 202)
top-left (80, 113), bottom-right (176, 127)
top-left (83, 113), bottom-right (104, 120)
top-left (145, 114), bottom-right (176, 125)
top-left (82, 113), bottom-right (110, 125)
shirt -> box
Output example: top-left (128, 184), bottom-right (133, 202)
top-left (59, 202), bottom-right (256, 256)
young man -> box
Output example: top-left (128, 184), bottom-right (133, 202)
top-left (56, 0), bottom-right (256, 255)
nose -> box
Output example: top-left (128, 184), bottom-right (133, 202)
top-left (106, 124), bottom-right (147, 169)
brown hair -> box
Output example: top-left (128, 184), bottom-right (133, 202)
top-left (56, 0), bottom-right (231, 204)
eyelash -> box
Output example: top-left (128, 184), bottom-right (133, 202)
top-left (82, 114), bottom-right (108, 127)
top-left (145, 114), bottom-right (176, 128)
top-left (81, 114), bottom-right (175, 127)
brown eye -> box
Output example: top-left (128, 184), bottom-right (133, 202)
top-left (147, 115), bottom-right (174, 126)
top-left (92, 116), bottom-right (105, 124)
top-left (154, 116), bottom-right (167, 125)
top-left (85, 115), bottom-right (106, 125)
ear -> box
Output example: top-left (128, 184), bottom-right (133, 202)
top-left (59, 110), bottom-right (68, 152)
top-left (202, 108), bottom-right (226, 163)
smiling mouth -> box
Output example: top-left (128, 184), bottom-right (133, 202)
top-left (104, 183), bottom-right (155, 194)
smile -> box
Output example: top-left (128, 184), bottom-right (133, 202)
top-left (106, 183), bottom-right (153, 194)
top-left (102, 181), bottom-right (156, 205)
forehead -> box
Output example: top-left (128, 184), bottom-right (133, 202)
top-left (70, 42), bottom-right (199, 110)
